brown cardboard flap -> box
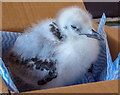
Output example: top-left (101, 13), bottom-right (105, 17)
top-left (104, 25), bottom-right (119, 61)
top-left (0, 1), bottom-right (9, 94)
top-left (0, 75), bottom-right (9, 93)
top-left (21, 80), bottom-right (118, 93)
top-left (2, 2), bottom-right (85, 32)
top-left (93, 22), bottom-right (119, 61)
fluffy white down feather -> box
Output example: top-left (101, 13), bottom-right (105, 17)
top-left (13, 19), bottom-right (59, 60)
top-left (8, 6), bottom-right (100, 90)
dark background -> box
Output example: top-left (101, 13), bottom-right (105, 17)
top-left (84, 2), bottom-right (119, 18)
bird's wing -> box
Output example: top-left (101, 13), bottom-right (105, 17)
top-left (12, 19), bottom-right (62, 60)
top-left (5, 19), bottom-right (63, 91)
top-left (6, 53), bottom-right (58, 91)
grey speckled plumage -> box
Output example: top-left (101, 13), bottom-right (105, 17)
top-left (5, 20), bottom-right (61, 92)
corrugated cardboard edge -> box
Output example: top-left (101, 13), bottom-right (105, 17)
top-left (20, 80), bottom-right (118, 94)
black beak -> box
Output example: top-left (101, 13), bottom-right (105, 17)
top-left (79, 29), bottom-right (104, 41)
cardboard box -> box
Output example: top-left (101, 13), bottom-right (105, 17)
top-left (0, 1), bottom-right (119, 94)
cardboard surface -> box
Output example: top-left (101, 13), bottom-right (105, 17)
top-left (2, 2), bottom-right (85, 32)
top-left (0, 76), bottom-right (9, 93)
top-left (94, 23), bottom-right (119, 61)
top-left (104, 25), bottom-right (119, 61)
top-left (22, 80), bottom-right (119, 93)
top-left (0, 1), bottom-right (9, 94)
top-left (0, 1), bottom-right (119, 94)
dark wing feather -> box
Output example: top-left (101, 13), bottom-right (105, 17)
top-left (49, 22), bottom-right (64, 40)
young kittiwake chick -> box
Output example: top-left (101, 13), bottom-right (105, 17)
top-left (6, 6), bottom-right (104, 92)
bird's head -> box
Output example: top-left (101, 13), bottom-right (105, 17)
top-left (56, 6), bottom-right (103, 41)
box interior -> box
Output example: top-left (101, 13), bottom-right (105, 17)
top-left (0, 1), bottom-right (119, 93)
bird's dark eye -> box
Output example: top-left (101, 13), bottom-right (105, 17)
top-left (71, 25), bottom-right (77, 29)
top-left (71, 25), bottom-right (80, 31)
